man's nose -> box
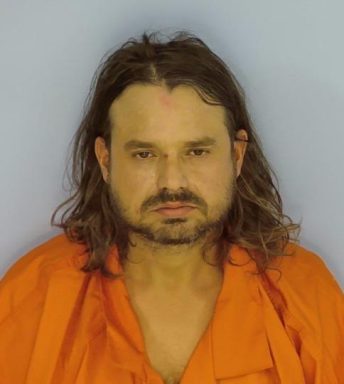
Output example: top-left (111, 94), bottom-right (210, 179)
top-left (156, 155), bottom-right (189, 191)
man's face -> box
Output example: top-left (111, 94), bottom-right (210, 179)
top-left (95, 83), bottom-right (245, 246)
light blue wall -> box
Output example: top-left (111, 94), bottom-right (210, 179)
top-left (1, 0), bottom-right (343, 287)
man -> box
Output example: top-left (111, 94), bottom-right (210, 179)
top-left (0, 30), bottom-right (343, 384)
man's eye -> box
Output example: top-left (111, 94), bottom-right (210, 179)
top-left (133, 151), bottom-right (153, 159)
top-left (189, 149), bottom-right (209, 157)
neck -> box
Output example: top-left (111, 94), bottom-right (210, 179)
top-left (122, 234), bottom-right (225, 294)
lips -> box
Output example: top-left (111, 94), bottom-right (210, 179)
top-left (154, 206), bottom-right (195, 217)
top-left (153, 202), bottom-right (196, 210)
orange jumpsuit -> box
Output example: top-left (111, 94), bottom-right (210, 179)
top-left (0, 233), bottom-right (343, 383)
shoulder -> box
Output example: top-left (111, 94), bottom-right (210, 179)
top-left (271, 242), bottom-right (343, 295)
top-left (265, 242), bottom-right (344, 348)
top-left (1, 232), bottom-right (86, 284)
top-left (0, 234), bottom-right (105, 382)
top-left (0, 233), bottom-right (88, 321)
top-left (259, 243), bottom-right (344, 380)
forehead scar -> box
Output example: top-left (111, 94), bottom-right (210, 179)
top-left (159, 94), bottom-right (173, 108)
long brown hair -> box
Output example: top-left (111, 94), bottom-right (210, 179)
top-left (51, 30), bottom-right (301, 279)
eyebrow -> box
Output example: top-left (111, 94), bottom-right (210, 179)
top-left (124, 136), bottom-right (217, 151)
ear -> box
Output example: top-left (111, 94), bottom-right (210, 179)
top-left (94, 136), bottom-right (110, 183)
top-left (233, 129), bottom-right (248, 178)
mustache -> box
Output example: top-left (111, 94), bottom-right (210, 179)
top-left (143, 189), bottom-right (203, 210)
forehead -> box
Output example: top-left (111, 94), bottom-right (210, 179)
top-left (108, 84), bottom-right (228, 142)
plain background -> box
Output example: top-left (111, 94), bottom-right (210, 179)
top-left (0, 0), bottom-right (343, 288)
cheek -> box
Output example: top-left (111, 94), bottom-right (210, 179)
top-left (197, 159), bottom-right (233, 185)
top-left (111, 162), bottom-right (154, 201)
top-left (198, 174), bottom-right (230, 201)
top-left (200, 163), bottom-right (233, 201)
